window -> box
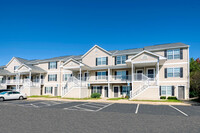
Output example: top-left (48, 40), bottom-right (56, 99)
top-left (49, 62), bottom-right (57, 69)
top-left (122, 86), bottom-right (131, 96)
top-left (45, 87), bottom-right (53, 94)
top-left (48, 74), bottom-right (57, 81)
top-left (97, 71), bottom-right (107, 79)
top-left (116, 71), bottom-right (126, 79)
top-left (63, 74), bottom-right (72, 81)
top-left (167, 68), bottom-right (180, 77)
top-left (96, 57), bottom-right (107, 66)
top-left (167, 49), bottom-right (180, 59)
top-left (92, 86), bottom-right (102, 94)
top-left (116, 55), bottom-right (126, 65)
top-left (14, 66), bottom-right (19, 70)
top-left (161, 86), bottom-right (173, 96)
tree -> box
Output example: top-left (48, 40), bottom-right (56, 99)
top-left (190, 58), bottom-right (200, 98)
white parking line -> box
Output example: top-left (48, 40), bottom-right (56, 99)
top-left (81, 104), bottom-right (101, 108)
top-left (135, 104), bottom-right (140, 114)
top-left (169, 105), bottom-right (188, 117)
top-left (95, 103), bottom-right (114, 112)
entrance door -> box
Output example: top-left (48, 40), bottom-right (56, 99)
top-left (114, 87), bottom-right (118, 97)
top-left (178, 86), bottom-right (185, 99)
top-left (136, 70), bottom-right (143, 81)
top-left (54, 87), bottom-right (58, 96)
top-left (104, 87), bottom-right (108, 97)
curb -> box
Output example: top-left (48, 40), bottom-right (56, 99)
top-left (27, 98), bottom-right (191, 106)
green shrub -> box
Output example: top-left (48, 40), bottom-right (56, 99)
top-left (91, 93), bottom-right (101, 98)
top-left (167, 96), bottom-right (177, 100)
top-left (160, 96), bottom-right (166, 99)
top-left (125, 95), bottom-right (129, 99)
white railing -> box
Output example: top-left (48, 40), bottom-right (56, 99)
top-left (130, 74), bottom-right (150, 99)
top-left (111, 75), bottom-right (132, 82)
top-left (62, 76), bottom-right (88, 97)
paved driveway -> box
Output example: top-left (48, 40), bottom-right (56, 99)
top-left (0, 100), bottom-right (200, 133)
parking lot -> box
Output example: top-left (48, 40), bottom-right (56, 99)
top-left (0, 100), bottom-right (200, 133)
top-left (2, 100), bottom-right (200, 117)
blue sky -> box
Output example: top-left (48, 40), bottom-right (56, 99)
top-left (0, 0), bottom-right (199, 66)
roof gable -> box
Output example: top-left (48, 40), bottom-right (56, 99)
top-left (81, 45), bottom-right (112, 59)
top-left (126, 50), bottom-right (166, 62)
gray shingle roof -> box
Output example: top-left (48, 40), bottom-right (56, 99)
top-left (0, 69), bottom-right (12, 75)
top-left (144, 42), bottom-right (189, 51)
top-left (24, 64), bottom-right (46, 73)
top-left (111, 48), bottom-right (144, 56)
top-left (2, 42), bottom-right (188, 67)
top-left (15, 57), bottom-right (29, 64)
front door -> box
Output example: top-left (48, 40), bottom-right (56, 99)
top-left (54, 87), bottom-right (58, 96)
top-left (114, 87), bottom-right (118, 97)
top-left (178, 86), bottom-right (185, 99)
top-left (104, 87), bottom-right (108, 97)
top-left (136, 70), bottom-right (143, 81)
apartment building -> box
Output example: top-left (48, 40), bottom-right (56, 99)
top-left (0, 42), bottom-right (190, 100)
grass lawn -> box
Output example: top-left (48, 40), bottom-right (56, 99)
top-left (132, 99), bottom-right (182, 103)
top-left (28, 95), bottom-right (101, 100)
top-left (107, 97), bottom-right (129, 100)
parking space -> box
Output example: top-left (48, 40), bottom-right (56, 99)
top-left (1, 100), bottom-right (200, 117)
top-left (64, 102), bottom-right (113, 112)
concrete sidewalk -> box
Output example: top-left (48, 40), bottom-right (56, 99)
top-left (27, 97), bottom-right (191, 106)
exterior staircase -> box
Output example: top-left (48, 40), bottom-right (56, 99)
top-left (62, 76), bottom-right (88, 98)
top-left (129, 74), bottom-right (156, 100)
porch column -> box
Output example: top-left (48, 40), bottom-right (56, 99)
top-left (29, 71), bottom-right (32, 87)
top-left (131, 63), bottom-right (134, 91)
top-left (79, 66), bottom-right (82, 98)
top-left (156, 60), bottom-right (159, 86)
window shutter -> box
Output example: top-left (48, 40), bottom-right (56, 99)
top-left (120, 86), bottom-right (122, 95)
top-left (126, 55), bottom-right (128, 60)
top-left (45, 87), bottom-right (47, 94)
top-left (115, 71), bottom-right (117, 80)
top-left (91, 86), bottom-right (93, 94)
top-left (180, 67), bottom-right (183, 78)
top-left (164, 68), bottom-right (167, 78)
top-left (96, 58), bottom-right (97, 66)
top-left (95, 72), bottom-right (97, 80)
top-left (164, 50), bottom-right (167, 57)
top-left (55, 75), bottom-right (57, 81)
top-left (48, 62), bottom-right (50, 69)
top-left (51, 87), bottom-right (53, 94)
top-left (126, 71), bottom-right (128, 79)
top-left (180, 49), bottom-right (183, 59)
top-left (115, 57), bottom-right (117, 65)
top-left (48, 75), bottom-right (49, 81)
top-left (159, 86), bottom-right (161, 96)
top-left (106, 57), bottom-right (108, 65)
top-left (56, 62), bottom-right (57, 69)
top-left (172, 86), bottom-right (175, 96)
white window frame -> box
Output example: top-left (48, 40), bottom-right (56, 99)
top-left (45, 87), bottom-right (53, 94)
top-left (48, 74), bottom-right (57, 81)
top-left (167, 68), bottom-right (181, 78)
top-left (116, 70), bottom-right (126, 79)
top-left (92, 86), bottom-right (102, 94)
top-left (116, 55), bottom-right (126, 65)
top-left (49, 62), bottom-right (57, 69)
top-left (97, 57), bottom-right (107, 66)
top-left (161, 86), bottom-right (173, 96)
top-left (167, 49), bottom-right (180, 60)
